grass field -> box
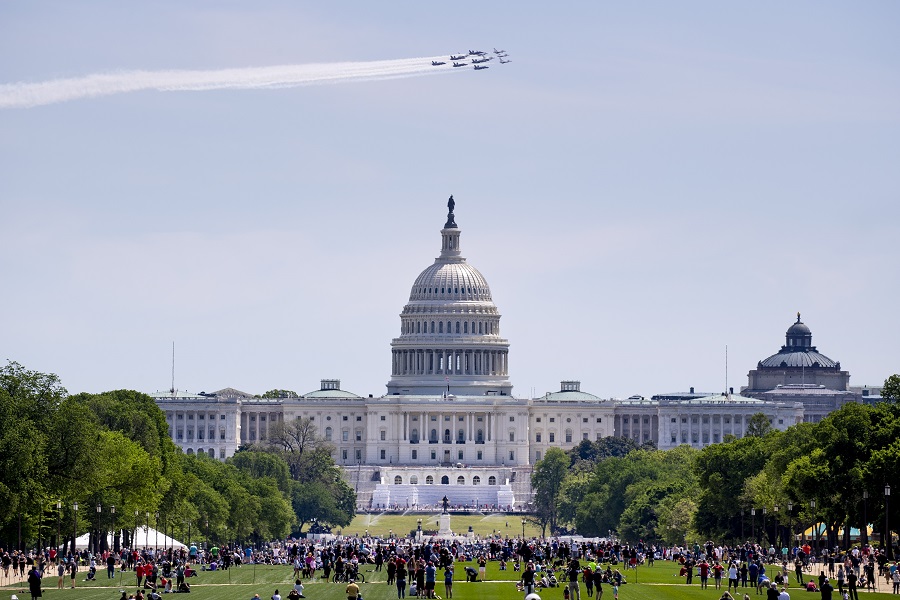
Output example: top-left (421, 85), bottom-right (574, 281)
top-left (342, 513), bottom-right (542, 538)
top-left (4, 561), bottom-right (895, 600)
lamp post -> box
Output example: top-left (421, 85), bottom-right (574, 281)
top-left (762, 507), bottom-right (767, 546)
top-left (522, 518), bottom-right (526, 539)
top-left (111, 506), bottom-right (116, 552)
top-left (787, 502), bottom-right (793, 550)
top-left (885, 484), bottom-right (892, 559)
top-left (96, 503), bottom-right (102, 554)
top-left (773, 505), bottom-right (780, 549)
top-left (135, 510), bottom-right (139, 549)
top-left (56, 501), bottom-right (62, 553)
top-left (155, 512), bottom-right (160, 552)
top-left (145, 512), bottom-right (150, 548)
top-left (73, 501), bottom-right (78, 556)
top-left (862, 491), bottom-right (869, 547)
top-left (751, 508), bottom-right (756, 543)
top-left (810, 500), bottom-right (818, 551)
top-left (741, 509), bottom-right (745, 541)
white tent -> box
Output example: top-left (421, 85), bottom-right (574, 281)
top-left (74, 525), bottom-right (187, 550)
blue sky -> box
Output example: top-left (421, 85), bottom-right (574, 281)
top-left (2, 1), bottom-right (898, 399)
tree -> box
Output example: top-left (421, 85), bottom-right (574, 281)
top-left (259, 389), bottom-right (299, 399)
top-left (746, 413), bottom-right (773, 437)
top-left (882, 375), bottom-right (900, 402)
top-left (531, 447), bottom-right (569, 536)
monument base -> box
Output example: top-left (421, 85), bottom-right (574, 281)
top-left (438, 513), bottom-right (452, 536)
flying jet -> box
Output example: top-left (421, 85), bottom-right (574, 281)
top-left (472, 57), bottom-right (492, 64)
top-left (452, 62), bottom-right (467, 68)
top-left (432, 60), bottom-right (446, 66)
top-left (449, 54), bottom-right (467, 61)
top-left (468, 49), bottom-right (487, 56)
top-left (474, 64), bottom-right (489, 70)
top-left (499, 58), bottom-right (511, 64)
top-left (493, 48), bottom-right (506, 54)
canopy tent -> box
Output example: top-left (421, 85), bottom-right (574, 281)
top-left (801, 524), bottom-right (873, 537)
top-left (74, 525), bottom-right (187, 550)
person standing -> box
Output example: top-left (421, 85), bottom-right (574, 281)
top-left (847, 568), bottom-right (858, 600)
top-left (443, 564), bottom-right (454, 599)
top-left (396, 560), bottom-right (408, 599)
top-left (567, 558), bottom-right (582, 600)
top-left (820, 577), bottom-right (834, 600)
top-left (28, 566), bottom-right (43, 600)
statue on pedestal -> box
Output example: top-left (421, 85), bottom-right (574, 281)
top-left (442, 495), bottom-right (450, 514)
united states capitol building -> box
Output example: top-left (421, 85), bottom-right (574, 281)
top-left (151, 199), bottom-right (873, 509)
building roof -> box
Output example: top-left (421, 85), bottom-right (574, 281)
top-left (757, 313), bottom-right (840, 370)
top-left (539, 389), bottom-right (608, 403)
top-left (303, 388), bottom-right (362, 399)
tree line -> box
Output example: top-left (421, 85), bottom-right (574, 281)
top-left (532, 378), bottom-right (900, 549)
top-left (0, 361), bottom-right (355, 553)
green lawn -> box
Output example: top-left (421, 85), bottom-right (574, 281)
top-left (342, 513), bottom-right (541, 538)
top-left (4, 562), bottom-right (895, 600)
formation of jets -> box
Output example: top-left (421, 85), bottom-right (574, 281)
top-left (432, 47), bottom-right (511, 70)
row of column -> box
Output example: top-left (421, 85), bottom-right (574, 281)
top-left (662, 413), bottom-right (746, 445)
top-left (402, 411), bottom-right (494, 443)
top-left (239, 411), bottom-right (282, 443)
top-left (392, 348), bottom-right (508, 376)
top-left (171, 410), bottom-right (221, 443)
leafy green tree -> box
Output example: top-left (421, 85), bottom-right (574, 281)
top-left (882, 374), bottom-right (900, 402)
top-left (746, 413), bottom-right (773, 437)
top-left (657, 497), bottom-right (699, 545)
top-left (259, 389), bottom-right (299, 399)
top-left (531, 447), bottom-right (573, 536)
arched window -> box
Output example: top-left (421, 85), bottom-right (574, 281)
top-left (431, 321), bottom-right (435, 333)
top-left (430, 429), bottom-right (438, 442)
top-left (479, 322), bottom-right (483, 334)
top-left (473, 475), bottom-right (481, 485)
top-left (439, 322), bottom-right (443, 333)
top-left (325, 427), bottom-right (333, 441)
top-left (417, 322), bottom-right (421, 333)
top-left (426, 475), bottom-right (434, 485)
top-left (446, 321), bottom-right (451, 333)
top-left (565, 429), bottom-right (572, 443)
top-left (488, 476), bottom-right (497, 485)
top-left (455, 321), bottom-right (460, 333)
top-left (411, 428), bottom-right (419, 443)
top-left (410, 475), bottom-right (418, 485)
top-left (444, 429), bottom-right (451, 443)
top-left (186, 448), bottom-right (194, 455)
top-left (394, 476), bottom-right (403, 485)
top-left (441, 475), bottom-right (450, 485)
top-left (464, 322), bottom-right (468, 334)
top-left (457, 476), bottom-right (465, 485)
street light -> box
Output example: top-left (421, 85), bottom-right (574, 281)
top-left (146, 512), bottom-right (150, 548)
top-left (111, 506), bottom-right (116, 552)
top-left (155, 512), bottom-right (160, 552)
top-left (96, 503), bottom-right (102, 554)
top-left (810, 499), bottom-right (817, 550)
top-left (787, 502), bottom-right (793, 550)
top-left (885, 484), bottom-right (892, 559)
top-left (522, 518), bottom-right (526, 539)
top-left (56, 501), bottom-right (62, 553)
top-left (762, 507), bottom-right (767, 546)
top-left (73, 502), bottom-right (78, 556)
top-left (862, 491), bottom-right (869, 547)
top-left (751, 508), bottom-right (756, 542)
top-left (741, 509), bottom-right (745, 541)
top-left (773, 505), bottom-right (779, 548)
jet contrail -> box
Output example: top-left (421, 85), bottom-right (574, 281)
top-left (0, 55), bottom-right (467, 109)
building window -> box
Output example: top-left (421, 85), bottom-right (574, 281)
top-left (356, 416), bottom-right (362, 422)
top-left (381, 415), bottom-right (386, 421)
top-left (410, 475), bottom-right (418, 484)
top-left (219, 430), bottom-right (225, 440)
top-left (356, 430), bottom-right (362, 442)
top-left (425, 475), bottom-right (434, 484)
top-left (219, 449), bottom-right (225, 459)
top-left (671, 418), bottom-right (677, 423)
top-left (583, 418), bottom-right (588, 423)
top-left (198, 414), bottom-right (205, 420)
top-left (535, 433), bottom-right (542, 443)
top-left (441, 475), bottom-right (449, 485)
top-left (177, 415), bottom-right (183, 420)
top-left (458, 450), bottom-right (463, 460)
top-left (343, 415), bottom-right (348, 421)
top-left (380, 430), bottom-right (386, 441)
top-left (380, 449), bottom-right (386, 459)
top-left (457, 476), bottom-right (465, 485)
top-left (325, 427), bottom-right (333, 441)
top-left (477, 451), bottom-right (483, 460)
top-left (509, 416), bottom-right (515, 422)
top-left (394, 475), bottom-right (402, 485)
top-left (509, 450), bottom-right (515, 461)
top-left (220, 415), bottom-right (225, 420)
top-left (342, 449), bottom-right (348, 460)
top-left (535, 451), bottom-right (542, 461)
top-left (188, 414), bottom-right (194, 420)
top-left (431, 451), bottom-right (436, 460)
top-left (355, 449), bottom-right (362, 460)
top-left (509, 432), bottom-right (515, 442)
top-left (536, 417), bottom-right (542, 423)
top-left (473, 475), bottom-right (480, 485)
top-left (549, 417), bottom-right (555, 423)
top-left (583, 432), bottom-right (589, 440)
top-left (596, 417), bottom-right (602, 423)
top-left (488, 476), bottom-right (497, 485)
top-left (549, 433), bottom-right (555, 443)
top-left (596, 433), bottom-right (602, 441)
top-left (412, 450), bottom-right (418, 459)
top-left (342, 430), bottom-right (349, 441)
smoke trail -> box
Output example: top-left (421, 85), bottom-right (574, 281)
top-left (0, 55), bottom-right (467, 109)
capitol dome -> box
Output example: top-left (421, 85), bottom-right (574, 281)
top-left (757, 313), bottom-right (838, 369)
top-left (386, 197), bottom-right (512, 397)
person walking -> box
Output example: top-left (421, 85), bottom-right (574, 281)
top-left (567, 558), bottom-right (582, 600)
top-left (847, 568), bottom-right (859, 600)
top-left (28, 566), bottom-right (43, 600)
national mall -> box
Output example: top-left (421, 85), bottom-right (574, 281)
top-left (152, 200), bottom-right (882, 510)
